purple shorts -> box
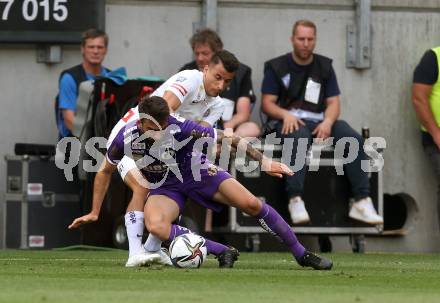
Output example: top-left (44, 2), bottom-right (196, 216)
top-left (149, 163), bottom-right (232, 213)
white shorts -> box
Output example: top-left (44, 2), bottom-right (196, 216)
top-left (117, 155), bottom-right (138, 180)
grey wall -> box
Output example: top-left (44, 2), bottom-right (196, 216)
top-left (1, 0), bottom-right (440, 252)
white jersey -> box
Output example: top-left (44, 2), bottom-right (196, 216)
top-left (106, 69), bottom-right (224, 151)
top-left (152, 69), bottom-right (224, 126)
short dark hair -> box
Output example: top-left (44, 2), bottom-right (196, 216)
top-left (190, 28), bottom-right (223, 52)
top-left (292, 20), bottom-right (317, 36)
top-left (138, 96), bottom-right (170, 125)
top-left (210, 50), bottom-right (239, 73)
top-left (81, 28), bottom-right (108, 47)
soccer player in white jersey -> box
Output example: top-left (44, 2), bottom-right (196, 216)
top-left (69, 50), bottom-right (239, 267)
top-left (151, 69), bottom-right (225, 127)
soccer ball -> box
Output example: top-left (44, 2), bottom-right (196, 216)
top-left (169, 234), bottom-right (207, 268)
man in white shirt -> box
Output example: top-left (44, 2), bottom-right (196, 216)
top-left (180, 28), bottom-right (261, 137)
top-left (69, 50), bottom-right (240, 267)
top-left (151, 69), bottom-right (224, 126)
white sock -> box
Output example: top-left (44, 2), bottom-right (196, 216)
top-left (143, 233), bottom-right (162, 252)
top-left (124, 211), bottom-right (144, 257)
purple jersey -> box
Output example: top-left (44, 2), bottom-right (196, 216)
top-left (106, 114), bottom-right (217, 184)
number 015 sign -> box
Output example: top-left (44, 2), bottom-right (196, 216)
top-left (0, 0), bottom-right (105, 43)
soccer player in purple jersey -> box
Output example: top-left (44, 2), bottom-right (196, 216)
top-left (69, 51), bottom-right (240, 267)
top-left (112, 96), bottom-right (332, 270)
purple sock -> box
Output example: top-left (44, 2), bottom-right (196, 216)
top-left (256, 203), bottom-right (306, 258)
top-left (167, 224), bottom-right (228, 256)
top-left (166, 224), bottom-right (191, 243)
top-left (205, 239), bottom-right (229, 256)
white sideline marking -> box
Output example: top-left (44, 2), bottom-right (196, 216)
top-left (0, 258), bottom-right (121, 262)
top-left (0, 258), bottom-right (29, 261)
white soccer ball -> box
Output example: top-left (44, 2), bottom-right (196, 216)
top-left (169, 233), bottom-right (207, 268)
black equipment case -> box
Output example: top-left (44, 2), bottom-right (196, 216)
top-left (3, 155), bottom-right (81, 248)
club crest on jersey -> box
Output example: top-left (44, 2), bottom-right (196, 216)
top-left (207, 164), bottom-right (218, 176)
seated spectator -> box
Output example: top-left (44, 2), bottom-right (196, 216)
top-left (261, 19), bottom-right (383, 225)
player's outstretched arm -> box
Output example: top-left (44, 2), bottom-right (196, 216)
top-left (68, 213), bottom-right (99, 229)
top-left (68, 158), bottom-right (117, 229)
top-left (215, 129), bottom-right (293, 178)
top-left (260, 158), bottom-right (293, 178)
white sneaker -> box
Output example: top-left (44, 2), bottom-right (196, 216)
top-left (125, 251), bottom-right (161, 267)
top-left (155, 248), bottom-right (173, 266)
top-left (349, 197), bottom-right (384, 225)
top-left (288, 196), bottom-right (310, 224)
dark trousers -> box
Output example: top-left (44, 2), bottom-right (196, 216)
top-left (275, 119), bottom-right (370, 201)
top-left (424, 144), bottom-right (440, 228)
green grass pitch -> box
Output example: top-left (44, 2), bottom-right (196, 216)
top-left (0, 250), bottom-right (439, 303)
